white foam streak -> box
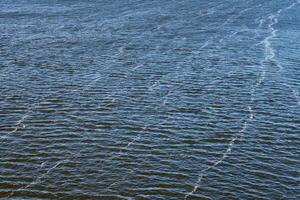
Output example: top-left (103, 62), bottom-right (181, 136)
top-left (198, 2), bottom-right (225, 17)
top-left (262, 0), bottom-right (300, 65)
top-left (258, 0), bottom-right (300, 107)
top-left (185, 4), bottom-right (300, 199)
top-left (5, 64), bottom-right (125, 197)
top-left (1, 70), bottom-right (108, 141)
top-left (100, 114), bottom-right (171, 171)
top-left (184, 2), bottom-right (289, 198)
top-left (262, 15), bottom-right (278, 62)
top-left (184, 106), bottom-right (252, 200)
top-left (132, 64), bottom-right (143, 71)
top-left (200, 41), bottom-right (210, 49)
top-left (103, 117), bottom-right (171, 191)
top-left (102, 66), bottom-right (190, 190)
top-left (7, 84), bottom-right (123, 196)
top-left (7, 161), bottom-right (49, 198)
top-left (15, 56), bottom-right (176, 196)
top-left (0, 114), bottom-right (30, 141)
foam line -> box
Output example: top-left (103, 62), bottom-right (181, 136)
top-left (0, 113), bottom-right (30, 142)
top-left (6, 88), bottom-right (122, 198)
top-left (184, 106), bottom-right (252, 200)
top-left (1, 70), bottom-right (108, 141)
top-left (204, 2), bottom-right (260, 49)
top-left (101, 114), bottom-right (172, 191)
top-left (41, 2), bottom-right (258, 196)
top-left (258, 0), bottom-right (300, 106)
top-left (100, 67), bottom-right (188, 189)
top-left (7, 161), bottom-right (49, 198)
top-left (5, 65), bottom-right (125, 197)
top-left (98, 113), bottom-right (171, 171)
top-left (184, 1), bottom-right (300, 199)
top-left (6, 55), bottom-right (170, 197)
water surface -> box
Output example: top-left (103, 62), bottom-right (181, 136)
top-left (0, 0), bottom-right (299, 199)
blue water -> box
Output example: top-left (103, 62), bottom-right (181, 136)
top-left (0, 0), bottom-right (299, 199)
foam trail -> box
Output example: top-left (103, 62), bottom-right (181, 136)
top-left (102, 115), bottom-right (172, 191)
top-left (200, 41), bottom-right (210, 49)
top-left (257, 0), bottom-right (300, 107)
top-left (10, 57), bottom-right (167, 197)
top-left (0, 113), bottom-right (30, 142)
top-left (184, 3), bottom-right (274, 198)
top-left (6, 58), bottom-right (165, 197)
top-left (197, 2), bottom-right (224, 17)
top-left (102, 77), bottom-right (171, 163)
top-left (5, 64), bottom-right (126, 198)
top-left (99, 113), bottom-right (171, 172)
top-left (207, 2), bottom-right (261, 48)
top-left (185, 1), bottom-right (225, 24)
top-left (4, 5), bottom-right (180, 197)
top-left (103, 43), bottom-right (230, 190)
top-left (4, 51), bottom-right (127, 139)
top-left (184, 106), bottom-right (252, 200)
top-left (7, 161), bottom-right (49, 198)
top-left (6, 155), bottom-right (79, 199)
top-left (2, 57), bottom-right (123, 140)
top-left (228, 26), bottom-right (249, 38)
top-left (222, 3), bottom-right (261, 27)
top-left (6, 88), bottom-right (122, 198)
top-left (263, 15), bottom-right (278, 60)
top-left (185, 2), bottom-right (300, 198)
top-left (105, 157), bottom-right (156, 191)
top-left (256, 10), bottom-right (283, 86)
top-left (186, 5), bottom-right (236, 51)
top-left (261, 0), bottom-right (300, 69)
top-left (101, 67), bottom-right (188, 189)
top-left (132, 64), bottom-right (143, 71)
top-left (1, 70), bottom-right (108, 141)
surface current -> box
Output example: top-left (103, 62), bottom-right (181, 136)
top-left (0, 0), bottom-right (300, 199)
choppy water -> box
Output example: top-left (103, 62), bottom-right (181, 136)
top-left (1, 0), bottom-right (300, 199)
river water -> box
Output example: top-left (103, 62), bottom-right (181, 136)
top-left (0, 0), bottom-right (299, 199)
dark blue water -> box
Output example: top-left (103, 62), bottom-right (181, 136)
top-left (0, 0), bottom-right (299, 199)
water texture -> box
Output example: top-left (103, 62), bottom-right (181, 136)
top-left (0, 0), bottom-right (299, 199)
